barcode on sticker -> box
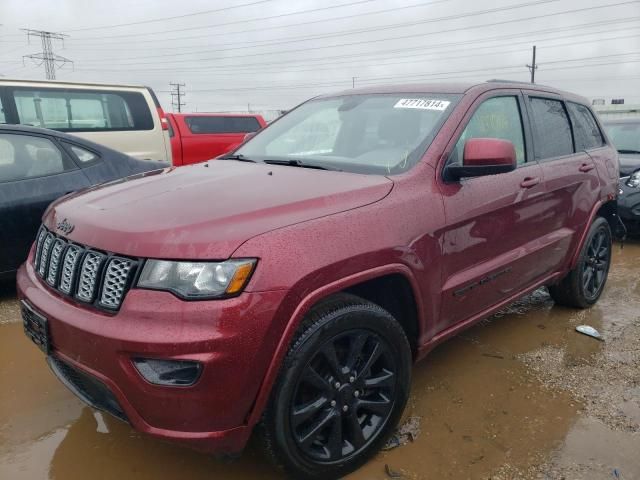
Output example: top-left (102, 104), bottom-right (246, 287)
top-left (394, 99), bottom-right (451, 110)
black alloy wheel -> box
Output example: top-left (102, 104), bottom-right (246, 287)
top-left (290, 330), bottom-right (397, 463)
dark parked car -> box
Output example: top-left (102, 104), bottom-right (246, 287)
top-left (0, 125), bottom-right (167, 279)
top-left (18, 82), bottom-right (618, 479)
top-left (603, 118), bottom-right (640, 234)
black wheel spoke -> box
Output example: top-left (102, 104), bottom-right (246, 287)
top-left (364, 369), bottom-right (395, 389)
top-left (345, 333), bottom-right (368, 371)
top-left (292, 396), bottom-right (329, 427)
top-left (346, 411), bottom-right (366, 449)
top-left (360, 341), bottom-right (382, 377)
top-left (299, 410), bottom-right (336, 449)
top-left (356, 396), bottom-right (392, 416)
top-left (301, 365), bottom-right (332, 394)
top-left (327, 414), bottom-right (343, 459)
top-left (321, 342), bottom-right (344, 380)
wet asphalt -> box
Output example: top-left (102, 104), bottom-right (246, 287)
top-left (0, 241), bottom-right (638, 479)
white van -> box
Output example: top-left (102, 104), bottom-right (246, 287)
top-left (0, 79), bottom-right (172, 163)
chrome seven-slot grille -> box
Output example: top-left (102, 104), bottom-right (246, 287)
top-left (33, 226), bottom-right (137, 311)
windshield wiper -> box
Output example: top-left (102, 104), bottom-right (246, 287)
top-left (263, 159), bottom-right (338, 171)
top-left (618, 149), bottom-right (640, 155)
top-left (218, 153), bottom-right (257, 162)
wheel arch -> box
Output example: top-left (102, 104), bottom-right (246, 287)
top-left (569, 198), bottom-right (617, 270)
top-left (246, 264), bottom-right (424, 426)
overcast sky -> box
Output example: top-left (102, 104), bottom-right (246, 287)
top-left (1, 0), bottom-right (639, 115)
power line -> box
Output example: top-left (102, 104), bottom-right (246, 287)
top-left (70, 22), bottom-right (640, 76)
top-left (70, 0), bottom-right (640, 66)
top-left (70, 0), bottom-right (559, 62)
top-left (21, 29), bottom-right (72, 80)
top-left (65, 0), bottom-right (277, 32)
top-left (64, 0), bottom-right (452, 48)
top-left (70, 0), bottom-right (381, 40)
top-left (170, 82), bottom-right (186, 113)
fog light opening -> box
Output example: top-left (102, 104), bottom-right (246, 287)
top-left (133, 358), bottom-right (202, 386)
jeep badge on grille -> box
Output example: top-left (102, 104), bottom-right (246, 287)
top-left (56, 218), bottom-right (75, 235)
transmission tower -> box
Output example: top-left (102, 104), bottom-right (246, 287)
top-left (170, 82), bottom-right (186, 112)
top-left (22, 29), bottom-right (72, 80)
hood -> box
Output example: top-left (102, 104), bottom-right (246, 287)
top-left (45, 160), bottom-right (393, 259)
top-left (619, 154), bottom-right (640, 177)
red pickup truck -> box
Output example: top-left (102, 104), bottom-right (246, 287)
top-left (167, 113), bottom-right (266, 166)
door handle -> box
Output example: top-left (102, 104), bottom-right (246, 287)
top-left (520, 177), bottom-right (540, 189)
top-left (579, 163), bottom-right (595, 173)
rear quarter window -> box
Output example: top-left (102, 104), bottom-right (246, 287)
top-left (185, 116), bottom-right (261, 134)
top-left (12, 88), bottom-right (154, 132)
top-left (528, 97), bottom-right (574, 160)
top-left (567, 102), bottom-right (604, 150)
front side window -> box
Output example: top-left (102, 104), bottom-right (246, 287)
top-left (604, 121), bottom-right (640, 154)
top-left (185, 116), bottom-right (261, 134)
top-left (0, 133), bottom-right (75, 183)
top-left (235, 94), bottom-right (460, 174)
top-left (12, 88), bottom-right (153, 132)
top-left (450, 96), bottom-right (526, 165)
top-left (567, 102), bottom-right (604, 151)
top-left (529, 97), bottom-right (574, 160)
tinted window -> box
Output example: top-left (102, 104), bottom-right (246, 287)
top-left (451, 96), bottom-right (526, 165)
top-left (12, 88), bottom-right (154, 132)
top-left (604, 122), bottom-right (640, 153)
top-left (185, 116), bottom-right (261, 134)
top-left (529, 97), bottom-right (574, 159)
top-left (0, 97), bottom-right (5, 124)
top-left (567, 102), bottom-right (604, 150)
top-left (0, 133), bottom-right (75, 183)
top-left (69, 144), bottom-right (99, 163)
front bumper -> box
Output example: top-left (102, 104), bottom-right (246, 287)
top-left (618, 182), bottom-right (640, 234)
top-left (17, 260), bottom-right (288, 454)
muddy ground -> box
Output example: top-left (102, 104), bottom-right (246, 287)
top-left (0, 241), bottom-right (638, 479)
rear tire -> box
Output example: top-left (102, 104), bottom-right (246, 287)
top-left (548, 217), bottom-right (612, 308)
top-left (259, 294), bottom-right (411, 480)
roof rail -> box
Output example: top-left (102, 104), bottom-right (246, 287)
top-left (485, 79), bottom-right (533, 85)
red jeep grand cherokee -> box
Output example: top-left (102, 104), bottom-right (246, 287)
top-left (18, 81), bottom-right (619, 479)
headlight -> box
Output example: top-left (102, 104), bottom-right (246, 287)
top-left (137, 259), bottom-right (256, 299)
top-left (627, 169), bottom-right (640, 188)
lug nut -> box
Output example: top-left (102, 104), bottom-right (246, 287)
top-left (342, 405), bottom-right (349, 412)
top-left (330, 400), bottom-right (336, 407)
top-left (354, 391), bottom-right (360, 398)
top-left (349, 376), bottom-right (355, 383)
top-left (334, 382), bottom-right (341, 389)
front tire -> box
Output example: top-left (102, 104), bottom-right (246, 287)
top-left (260, 294), bottom-right (411, 480)
top-left (549, 217), bottom-right (612, 308)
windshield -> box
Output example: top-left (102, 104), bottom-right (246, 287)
top-left (604, 121), bottom-right (640, 154)
top-left (234, 93), bottom-right (460, 174)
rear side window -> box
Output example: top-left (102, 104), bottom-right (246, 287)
top-left (68, 144), bottom-right (99, 163)
top-left (567, 102), bottom-right (604, 150)
top-left (12, 88), bottom-right (154, 132)
top-left (185, 116), bottom-right (261, 134)
top-left (0, 96), bottom-right (5, 124)
top-left (0, 133), bottom-right (76, 183)
top-left (451, 96), bottom-right (526, 165)
top-left (528, 97), bottom-right (574, 159)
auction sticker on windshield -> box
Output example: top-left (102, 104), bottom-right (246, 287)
top-left (394, 98), bottom-right (451, 110)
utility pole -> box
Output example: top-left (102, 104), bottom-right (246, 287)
top-left (22, 29), bottom-right (72, 80)
top-left (169, 82), bottom-right (186, 113)
top-left (526, 45), bottom-right (537, 84)
top-left (352, 76), bottom-right (356, 88)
